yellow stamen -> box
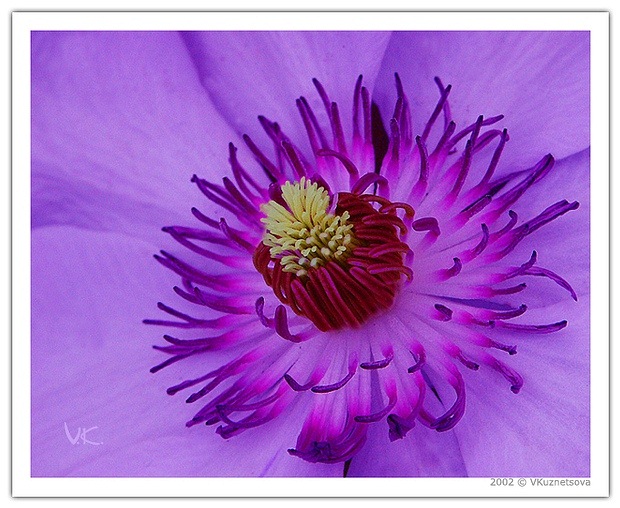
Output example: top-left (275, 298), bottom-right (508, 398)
top-left (261, 177), bottom-right (357, 275)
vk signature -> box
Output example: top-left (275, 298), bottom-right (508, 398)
top-left (64, 422), bottom-right (102, 445)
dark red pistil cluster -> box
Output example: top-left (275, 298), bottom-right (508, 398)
top-left (253, 192), bottom-right (414, 331)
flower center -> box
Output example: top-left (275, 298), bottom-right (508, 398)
top-left (253, 179), bottom-right (414, 332)
top-left (260, 177), bottom-right (357, 278)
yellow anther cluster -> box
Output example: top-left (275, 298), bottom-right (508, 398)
top-left (261, 177), bottom-right (357, 277)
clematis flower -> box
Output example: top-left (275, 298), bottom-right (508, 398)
top-left (31, 30), bottom-right (590, 478)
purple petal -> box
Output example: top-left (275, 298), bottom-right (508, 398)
top-left (181, 31), bottom-right (392, 146)
top-left (346, 418), bottom-right (467, 477)
top-left (31, 31), bottom-right (248, 235)
top-left (374, 32), bottom-right (589, 170)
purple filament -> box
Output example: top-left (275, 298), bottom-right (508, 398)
top-left (311, 367), bottom-right (356, 394)
top-left (360, 354), bottom-right (394, 370)
top-left (283, 373), bottom-right (316, 392)
top-left (408, 349), bottom-right (427, 373)
top-left (355, 395), bottom-right (397, 423)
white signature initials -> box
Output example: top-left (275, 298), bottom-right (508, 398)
top-left (64, 422), bottom-right (102, 445)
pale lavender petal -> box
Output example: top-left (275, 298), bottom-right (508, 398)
top-left (374, 31), bottom-right (589, 170)
top-left (347, 420), bottom-right (467, 477)
top-left (32, 31), bottom-right (249, 236)
top-left (182, 31), bottom-right (392, 146)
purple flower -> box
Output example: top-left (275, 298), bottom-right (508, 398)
top-left (32, 31), bottom-right (590, 477)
